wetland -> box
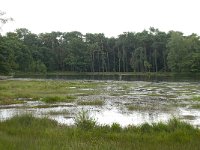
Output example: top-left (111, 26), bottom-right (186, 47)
top-left (1, 75), bottom-right (200, 149)
top-left (1, 75), bottom-right (200, 127)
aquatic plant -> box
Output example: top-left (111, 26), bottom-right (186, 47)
top-left (192, 96), bottom-right (200, 101)
top-left (77, 100), bottom-right (104, 106)
top-left (42, 96), bottom-right (75, 103)
top-left (74, 110), bottom-right (96, 130)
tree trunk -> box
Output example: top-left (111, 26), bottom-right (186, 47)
top-left (155, 49), bottom-right (158, 73)
top-left (118, 47), bottom-right (121, 72)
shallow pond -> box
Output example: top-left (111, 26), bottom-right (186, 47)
top-left (1, 79), bottom-right (200, 127)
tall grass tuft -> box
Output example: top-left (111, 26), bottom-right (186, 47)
top-left (0, 115), bottom-right (200, 150)
top-left (192, 96), bottom-right (200, 101)
top-left (111, 123), bottom-right (121, 132)
top-left (42, 96), bottom-right (75, 103)
top-left (4, 114), bottom-right (58, 128)
top-left (74, 110), bottom-right (96, 130)
top-left (77, 100), bottom-right (104, 106)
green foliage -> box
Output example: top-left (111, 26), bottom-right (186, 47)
top-left (30, 60), bottom-right (47, 73)
top-left (127, 105), bottom-right (147, 111)
top-left (42, 96), bottom-right (75, 103)
top-left (2, 114), bottom-right (57, 129)
top-left (74, 110), bottom-right (96, 130)
top-left (42, 96), bottom-right (64, 103)
top-left (191, 104), bottom-right (200, 109)
top-left (1, 27), bottom-right (200, 74)
top-left (77, 100), bottom-right (104, 106)
top-left (111, 123), bottom-right (121, 132)
top-left (0, 116), bottom-right (200, 150)
top-left (192, 96), bottom-right (200, 101)
top-left (130, 47), bottom-right (146, 72)
top-left (167, 32), bottom-right (200, 72)
top-left (0, 80), bottom-right (80, 104)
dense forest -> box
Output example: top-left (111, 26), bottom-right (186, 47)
top-left (0, 27), bottom-right (200, 74)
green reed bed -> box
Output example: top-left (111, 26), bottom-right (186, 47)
top-left (0, 114), bottom-right (200, 150)
top-left (0, 80), bottom-right (102, 105)
top-left (77, 99), bottom-right (104, 106)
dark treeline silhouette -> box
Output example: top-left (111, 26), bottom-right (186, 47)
top-left (0, 27), bottom-right (200, 74)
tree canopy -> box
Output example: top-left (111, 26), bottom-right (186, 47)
top-left (0, 27), bottom-right (200, 74)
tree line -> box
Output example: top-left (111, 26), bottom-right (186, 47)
top-left (0, 27), bottom-right (200, 74)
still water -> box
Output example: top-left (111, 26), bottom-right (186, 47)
top-left (1, 74), bottom-right (200, 127)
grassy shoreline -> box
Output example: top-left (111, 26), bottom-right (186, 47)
top-left (15, 71), bottom-right (176, 76)
top-left (0, 115), bottom-right (200, 150)
top-left (12, 71), bottom-right (200, 77)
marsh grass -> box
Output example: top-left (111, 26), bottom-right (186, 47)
top-left (74, 110), bottom-right (96, 130)
top-left (191, 104), bottom-right (200, 109)
top-left (127, 105), bottom-right (149, 111)
top-left (192, 96), bottom-right (200, 101)
top-left (31, 104), bottom-right (66, 108)
top-left (77, 100), bottom-right (104, 106)
top-left (0, 99), bottom-right (23, 105)
top-left (48, 109), bottom-right (69, 115)
top-left (0, 115), bottom-right (200, 150)
top-left (0, 80), bottom-right (93, 104)
top-left (41, 95), bottom-right (76, 103)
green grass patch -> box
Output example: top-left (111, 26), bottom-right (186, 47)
top-left (31, 104), bottom-right (67, 108)
top-left (74, 110), bottom-right (96, 130)
top-left (127, 105), bottom-right (149, 111)
top-left (0, 115), bottom-right (200, 150)
top-left (191, 104), bottom-right (200, 109)
top-left (192, 96), bottom-right (200, 101)
top-left (77, 100), bottom-right (104, 106)
top-left (0, 80), bottom-right (101, 105)
top-left (41, 96), bottom-right (76, 103)
top-left (48, 109), bottom-right (69, 115)
top-left (0, 99), bottom-right (23, 105)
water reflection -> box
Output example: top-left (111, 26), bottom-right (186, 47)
top-left (1, 79), bottom-right (200, 127)
top-left (14, 73), bottom-right (200, 82)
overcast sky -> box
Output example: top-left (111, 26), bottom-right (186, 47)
top-left (1, 0), bottom-right (200, 37)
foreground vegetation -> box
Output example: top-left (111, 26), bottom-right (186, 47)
top-left (0, 115), bottom-right (200, 150)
